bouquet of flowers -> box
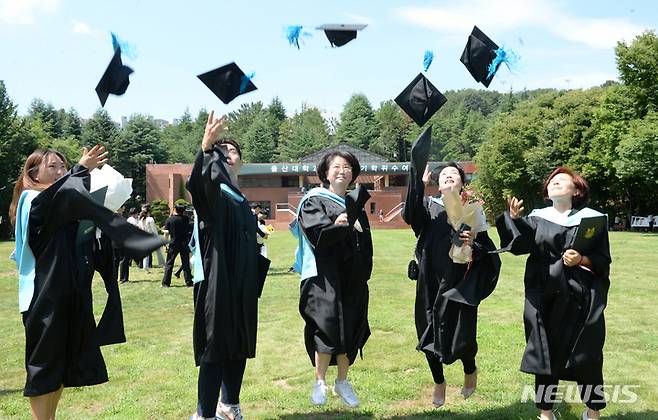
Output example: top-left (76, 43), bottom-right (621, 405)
top-left (441, 185), bottom-right (489, 264)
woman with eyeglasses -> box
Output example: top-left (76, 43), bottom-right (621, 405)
top-left (292, 150), bottom-right (372, 408)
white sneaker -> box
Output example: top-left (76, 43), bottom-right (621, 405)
top-left (216, 402), bottom-right (244, 420)
top-left (333, 378), bottom-right (359, 407)
top-left (190, 413), bottom-right (217, 420)
top-left (311, 380), bottom-right (328, 405)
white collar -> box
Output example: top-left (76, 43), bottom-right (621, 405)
top-left (528, 206), bottom-right (606, 227)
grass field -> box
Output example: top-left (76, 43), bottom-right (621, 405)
top-left (0, 230), bottom-right (656, 419)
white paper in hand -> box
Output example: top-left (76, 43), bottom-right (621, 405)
top-left (90, 164), bottom-right (133, 212)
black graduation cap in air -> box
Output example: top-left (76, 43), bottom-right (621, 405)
top-left (95, 48), bottom-right (134, 107)
top-left (197, 62), bottom-right (257, 104)
top-left (394, 73), bottom-right (447, 127)
top-left (460, 25), bottom-right (500, 88)
top-left (316, 24), bottom-right (367, 47)
top-left (410, 125), bottom-right (432, 178)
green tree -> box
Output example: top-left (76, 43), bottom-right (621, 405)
top-left (162, 109), bottom-right (203, 164)
top-left (0, 82), bottom-right (39, 237)
top-left (28, 98), bottom-right (61, 138)
top-left (276, 106), bottom-right (330, 161)
top-left (615, 112), bottom-right (658, 213)
top-left (335, 94), bottom-right (379, 150)
top-left (370, 100), bottom-right (411, 161)
top-left (242, 113), bottom-right (275, 163)
top-left (225, 102), bottom-right (264, 145)
top-left (615, 30), bottom-right (658, 116)
top-left (81, 108), bottom-right (120, 150)
top-left (266, 97), bottom-right (286, 149)
top-left (113, 114), bottom-right (167, 199)
top-left (61, 108), bottom-right (82, 139)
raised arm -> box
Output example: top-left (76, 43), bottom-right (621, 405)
top-left (495, 197), bottom-right (537, 255)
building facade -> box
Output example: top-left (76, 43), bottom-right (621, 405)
top-left (145, 144), bottom-right (475, 228)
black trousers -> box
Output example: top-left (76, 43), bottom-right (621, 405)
top-left (535, 373), bottom-right (606, 411)
top-left (197, 359), bottom-right (246, 417)
top-left (119, 255), bottom-right (131, 282)
top-left (162, 243), bottom-right (192, 286)
top-left (425, 353), bottom-right (476, 385)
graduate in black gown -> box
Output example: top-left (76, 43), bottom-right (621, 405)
top-left (402, 126), bottom-right (501, 407)
top-left (9, 147), bottom-right (168, 420)
top-left (294, 150), bottom-right (372, 408)
top-left (497, 167), bottom-right (610, 420)
top-left (186, 111), bottom-right (269, 420)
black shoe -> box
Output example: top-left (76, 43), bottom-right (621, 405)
top-left (174, 272), bottom-right (181, 279)
top-left (185, 282), bottom-right (193, 287)
top-left (161, 283), bottom-right (170, 288)
top-left (119, 279), bottom-right (128, 284)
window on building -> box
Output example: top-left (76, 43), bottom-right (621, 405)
top-left (370, 202), bottom-right (376, 214)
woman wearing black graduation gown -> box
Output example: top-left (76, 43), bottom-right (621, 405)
top-left (497, 167), bottom-right (610, 420)
top-left (9, 147), bottom-right (168, 420)
top-left (186, 111), bottom-right (268, 420)
top-left (295, 150), bottom-right (372, 408)
top-left (402, 126), bottom-right (501, 407)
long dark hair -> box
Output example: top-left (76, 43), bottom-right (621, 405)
top-left (9, 149), bottom-right (69, 227)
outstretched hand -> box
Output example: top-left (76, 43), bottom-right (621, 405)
top-left (422, 165), bottom-right (431, 186)
top-left (79, 144), bottom-right (109, 171)
top-left (202, 110), bottom-right (227, 152)
top-left (508, 196), bottom-right (524, 219)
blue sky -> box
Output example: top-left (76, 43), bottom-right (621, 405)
top-left (0, 0), bottom-right (656, 123)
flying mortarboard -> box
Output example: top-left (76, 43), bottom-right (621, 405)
top-left (95, 48), bottom-right (134, 107)
top-left (460, 26), bottom-right (499, 88)
top-left (394, 73), bottom-right (447, 127)
top-left (316, 24), bottom-right (367, 47)
top-left (197, 62), bottom-right (257, 104)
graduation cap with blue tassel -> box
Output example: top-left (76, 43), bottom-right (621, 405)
top-left (197, 62), bottom-right (257, 104)
top-left (95, 32), bottom-right (134, 107)
top-left (460, 26), bottom-right (519, 88)
top-left (284, 23), bottom-right (367, 48)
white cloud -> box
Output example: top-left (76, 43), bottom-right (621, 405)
top-left (71, 19), bottom-right (93, 34)
top-left (0, 0), bottom-right (60, 24)
top-left (394, 0), bottom-right (647, 49)
top-left (554, 17), bottom-right (644, 49)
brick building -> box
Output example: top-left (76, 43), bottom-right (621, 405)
top-left (145, 144), bottom-right (475, 229)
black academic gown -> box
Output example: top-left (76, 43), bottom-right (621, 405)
top-left (403, 168), bottom-right (501, 365)
top-left (22, 167), bottom-right (168, 397)
top-left (496, 209), bottom-right (611, 381)
top-left (186, 147), bottom-right (264, 364)
top-left (298, 191), bottom-right (373, 366)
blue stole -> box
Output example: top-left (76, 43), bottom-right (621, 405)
top-left (11, 190), bottom-right (40, 312)
top-left (190, 183), bottom-right (245, 284)
top-left (290, 187), bottom-right (346, 281)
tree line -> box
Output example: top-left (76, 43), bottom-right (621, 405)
top-left (1, 31), bottom-right (657, 238)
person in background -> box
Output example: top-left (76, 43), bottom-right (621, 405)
top-left (161, 204), bottom-right (193, 287)
top-left (119, 207), bottom-right (139, 283)
top-left (138, 208), bottom-right (165, 272)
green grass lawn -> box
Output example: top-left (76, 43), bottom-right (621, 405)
top-left (0, 231), bottom-right (656, 419)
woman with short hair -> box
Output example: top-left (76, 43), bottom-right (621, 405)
top-left (293, 149), bottom-right (372, 408)
top-left (498, 166), bottom-right (611, 420)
